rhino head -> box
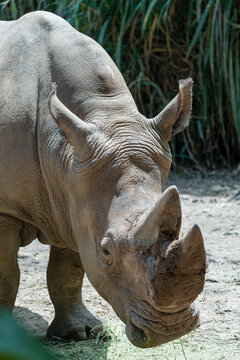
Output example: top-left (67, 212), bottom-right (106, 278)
top-left (48, 78), bottom-right (206, 348)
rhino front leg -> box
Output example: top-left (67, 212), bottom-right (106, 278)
top-left (0, 215), bottom-right (20, 309)
top-left (47, 246), bottom-right (102, 340)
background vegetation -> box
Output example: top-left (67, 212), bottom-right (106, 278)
top-left (1, 0), bottom-right (240, 168)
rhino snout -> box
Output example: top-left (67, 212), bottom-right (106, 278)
top-left (125, 303), bottom-right (200, 348)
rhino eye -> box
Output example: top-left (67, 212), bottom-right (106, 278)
top-left (102, 247), bottom-right (110, 256)
top-left (100, 237), bottom-right (113, 265)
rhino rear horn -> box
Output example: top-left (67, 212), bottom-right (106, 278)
top-left (168, 224), bottom-right (206, 273)
top-left (149, 224), bottom-right (206, 312)
top-left (48, 83), bottom-right (96, 147)
top-left (129, 186), bottom-right (182, 248)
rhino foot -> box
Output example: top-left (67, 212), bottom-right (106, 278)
top-left (47, 305), bottom-right (102, 341)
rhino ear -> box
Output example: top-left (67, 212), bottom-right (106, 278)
top-left (48, 83), bottom-right (96, 146)
top-left (150, 78), bottom-right (193, 141)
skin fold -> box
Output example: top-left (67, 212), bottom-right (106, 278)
top-left (0, 11), bottom-right (206, 348)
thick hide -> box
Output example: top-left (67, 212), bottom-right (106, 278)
top-left (0, 11), bottom-right (206, 348)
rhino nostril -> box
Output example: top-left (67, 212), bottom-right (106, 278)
top-left (126, 319), bottom-right (149, 348)
top-left (85, 326), bottom-right (91, 338)
top-left (134, 326), bottom-right (147, 342)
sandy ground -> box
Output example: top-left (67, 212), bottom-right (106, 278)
top-left (14, 171), bottom-right (240, 355)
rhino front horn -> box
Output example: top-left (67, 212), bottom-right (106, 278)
top-left (129, 186), bottom-right (182, 248)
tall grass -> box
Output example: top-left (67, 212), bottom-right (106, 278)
top-left (1, 0), bottom-right (240, 168)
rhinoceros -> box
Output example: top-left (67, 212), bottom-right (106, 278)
top-left (0, 11), bottom-right (206, 348)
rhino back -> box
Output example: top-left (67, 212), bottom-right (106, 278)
top-left (0, 11), bottom-right (136, 247)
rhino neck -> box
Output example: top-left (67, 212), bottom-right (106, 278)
top-left (34, 100), bottom-right (76, 249)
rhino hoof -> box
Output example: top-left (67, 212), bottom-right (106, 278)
top-left (47, 308), bottom-right (102, 341)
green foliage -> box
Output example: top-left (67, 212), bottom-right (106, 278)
top-left (0, 311), bottom-right (55, 360)
top-left (1, 0), bottom-right (240, 167)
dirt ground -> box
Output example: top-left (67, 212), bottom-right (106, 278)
top-left (14, 170), bottom-right (240, 357)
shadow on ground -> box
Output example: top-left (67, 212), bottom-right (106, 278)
top-left (13, 306), bottom-right (49, 336)
top-left (13, 306), bottom-right (110, 360)
top-left (168, 170), bottom-right (240, 198)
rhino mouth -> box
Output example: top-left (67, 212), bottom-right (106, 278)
top-left (125, 303), bottom-right (200, 348)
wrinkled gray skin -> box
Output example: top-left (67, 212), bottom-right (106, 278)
top-left (0, 11), bottom-right (206, 348)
